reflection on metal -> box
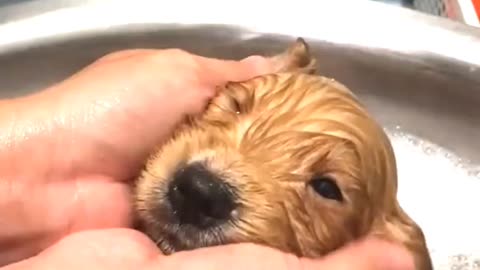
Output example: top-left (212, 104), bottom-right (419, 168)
top-left (411, 0), bottom-right (479, 26)
top-left (0, 0), bottom-right (479, 269)
top-left (374, 0), bottom-right (479, 26)
top-left (412, 0), bottom-right (462, 18)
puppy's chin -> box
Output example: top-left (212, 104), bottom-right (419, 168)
top-left (153, 223), bottom-right (228, 255)
top-left (139, 204), bottom-right (230, 254)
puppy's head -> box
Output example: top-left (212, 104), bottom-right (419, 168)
top-left (134, 38), bottom-right (432, 270)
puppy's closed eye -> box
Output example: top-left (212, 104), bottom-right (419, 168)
top-left (230, 97), bottom-right (242, 115)
top-left (309, 176), bottom-right (343, 202)
top-left (211, 83), bottom-right (253, 116)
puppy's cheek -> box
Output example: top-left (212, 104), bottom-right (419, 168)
top-left (235, 186), bottom-right (305, 255)
top-left (133, 141), bottom-right (192, 237)
top-left (229, 196), bottom-right (294, 253)
top-left (301, 199), bottom-right (357, 256)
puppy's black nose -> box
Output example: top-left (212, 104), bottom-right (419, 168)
top-left (167, 162), bottom-right (236, 228)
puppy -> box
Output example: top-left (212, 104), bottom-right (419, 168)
top-left (133, 38), bottom-right (433, 270)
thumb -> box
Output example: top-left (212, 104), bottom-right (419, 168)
top-left (1, 229), bottom-right (159, 270)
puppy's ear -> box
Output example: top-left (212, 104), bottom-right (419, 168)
top-left (269, 37), bottom-right (317, 74)
top-left (370, 206), bottom-right (433, 270)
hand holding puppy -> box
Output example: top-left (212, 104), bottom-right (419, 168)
top-left (0, 48), bottom-right (413, 270)
top-left (4, 229), bottom-right (414, 270)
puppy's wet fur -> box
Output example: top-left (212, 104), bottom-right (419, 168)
top-left (134, 38), bottom-right (433, 270)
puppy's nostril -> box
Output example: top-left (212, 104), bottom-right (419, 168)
top-left (167, 162), bottom-right (236, 228)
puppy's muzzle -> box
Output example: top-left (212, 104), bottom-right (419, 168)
top-left (167, 162), bottom-right (237, 229)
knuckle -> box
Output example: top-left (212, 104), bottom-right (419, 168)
top-left (145, 48), bottom-right (201, 74)
top-left (96, 49), bottom-right (143, 63)
top-left (163, 48), bottom-right (189, 57)
top-left (99, 50), bottom-right (129, 59)
top-left (162, 48), bottom-right (201, 70)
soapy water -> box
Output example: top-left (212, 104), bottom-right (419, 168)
top-left (386, 126), bottom-right (480, 270)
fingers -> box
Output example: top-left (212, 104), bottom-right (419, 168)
top-left (150, 238), bottom-right (415, 270)
top-left (2, 229), bottom-right (159, 270)
top-left (96, 48), bottom-right (273, 85)
top-left (94, 49), bottom-right (158, 65)
top-left (196, 55), bottom-right (274, 85)
top-left (90, 46), bottom-right (274, 86)
top-left (148, 243), bottom-right (299, 270)
top-left (90, 48), bottom-right (273, 89)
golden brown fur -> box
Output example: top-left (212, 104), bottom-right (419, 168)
top-left (134, 38), bottom-right (432, 270)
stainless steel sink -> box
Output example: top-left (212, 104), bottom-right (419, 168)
top-left (0, 0), bottom-right (479, 269)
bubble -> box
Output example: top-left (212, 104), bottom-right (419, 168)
top-left (423, 146), bottom-right (435, 155)
top-left (467, 168), bottom-right (480, 178)
top-left (450, 255), bottom-right (471, 270)
top-left (405, 135), bottom-right (420, 146)
top-left (385, 130), bottom-right (480, 270)
top-left (472, 260), bottom-right (480, 270)
top-left (452, 254), bottom-right (468, 262)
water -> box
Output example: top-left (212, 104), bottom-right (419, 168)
top-left (386, 127), bottom-right (480, 270)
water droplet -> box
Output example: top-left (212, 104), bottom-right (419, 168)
top-left (231, 209), bottom-right (239, 218)
top-left (395, 125), bottom-right (401, 130)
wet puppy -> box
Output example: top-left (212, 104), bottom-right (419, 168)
top-left (133, 38), bottom-right (433, 270)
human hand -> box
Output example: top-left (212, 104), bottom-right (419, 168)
top-left (0, 48), bottom-right (271, 265)
top-left (3, 228), bottom-right (414, 270)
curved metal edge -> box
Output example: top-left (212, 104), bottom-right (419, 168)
top-left (0, 0), bottom-right (479, 67)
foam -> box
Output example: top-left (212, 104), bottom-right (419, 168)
top-left (386, 127), bottom-right (480, 270)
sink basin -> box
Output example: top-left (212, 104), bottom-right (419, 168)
top-left (1, 0), bottom-right (479, 269)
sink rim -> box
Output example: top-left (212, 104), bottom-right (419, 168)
top-left (0, 0), bottom-right (479, 68)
